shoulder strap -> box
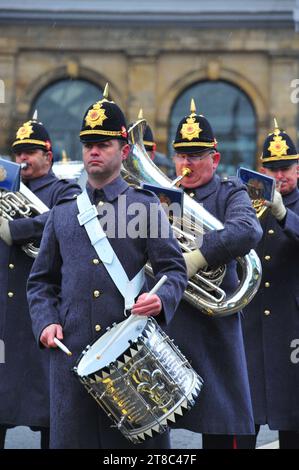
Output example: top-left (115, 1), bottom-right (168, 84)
top-left (76, 190), bottom-right (145, 310)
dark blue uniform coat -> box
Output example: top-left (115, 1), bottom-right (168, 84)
top-left (0, 171), bottom-right (80, 428)
top-left (165, 174), bottom-right (263, 435)
top-left (27, 176), bottom-right (187, 448)
top-left (242, 187), bottom-right (299, 431)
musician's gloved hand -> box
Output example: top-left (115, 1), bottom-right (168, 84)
top-left (266, 190), bottom-right (287, 221)
top-left (40, 324), bottom-right (64, 348)
top-left (183, 248), bottom-right (208, 279)
top-left (0, 216), bottom-right (12, 246)
top-left (131, 293), bottom-right (162, 317)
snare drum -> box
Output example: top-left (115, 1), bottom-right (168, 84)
top-left (73, 316), bottom-right (203, 444)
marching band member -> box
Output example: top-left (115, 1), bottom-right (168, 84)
top-left (237, 121), bottom-right (299, 449)
top-left (129, 109), bottom-right (156, 161)
top-left (0, 117), bottom-right (80, 448)
top-left (165, 100), bottom-right (263, 449)
top-left (139, 110), bottom-right (157, 161)
top-left (27, 88), bottom-right (187, 449)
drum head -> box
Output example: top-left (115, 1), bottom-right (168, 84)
top-left (76, 316), bottom-right (147, 376)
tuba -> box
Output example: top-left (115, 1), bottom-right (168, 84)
top-left (122, 120), bottom-right (262, 317)
top-left (0, 180), bottom-right (49, 258)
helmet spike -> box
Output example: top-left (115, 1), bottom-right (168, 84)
top-left (138, 108), bottom-right (143, 120)
top-left (103, 83), bottom-right (109, 100)
top-left (190, 98), bottom-right (196, 114)
top-left (62, 150), bottom-right (69, 163)
top-left (32, 109), bottom-right (38, 121)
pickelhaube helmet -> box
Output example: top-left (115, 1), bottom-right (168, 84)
top-left (12, 110), bottom-right (52, 153)
top-left (173, 99), bottom-right (217, 154)
top-left (261, 118), bottom-right (298, 169)
top-left (80, 83), bottom-right (128, 144)
top-left (137, 109), bottom-right (156, 152)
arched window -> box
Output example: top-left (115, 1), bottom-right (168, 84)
top-left (32, 79), bottom-right (102, 162)
top-left (169, 81), bottom-right (257, 175)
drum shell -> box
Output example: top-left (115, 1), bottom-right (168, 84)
top-left (74, 317), bottom-right (203, 443)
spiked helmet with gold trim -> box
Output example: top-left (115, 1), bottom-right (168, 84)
top-left (261, 118), bottom-right (298, 169)
top-left (12, 111), bottom-right (52, 153)
top-left (173, 99), bottom-right (217, 154)
top-left (143, 125), bottom-right (156, 152)
top-left (80, 83), bottom-right (128, 144)
top-left (137, 109), bottom-right (156, 152)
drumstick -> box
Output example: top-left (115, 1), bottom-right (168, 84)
top-left (96, 275), bottom-right (168, 360)
top-left (144, 274), bottom-right (168, 299)
top-left (54, 337), bottom-right (72, 356)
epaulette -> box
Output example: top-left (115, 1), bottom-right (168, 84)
top-left (59, 177), bottom-right (80, 186)
top-left (56, 193), bottom-right (79, 206)
top-left (133, 186), bottom-right (157, 197)
top-left (221, 176), bottom-right (239, 186)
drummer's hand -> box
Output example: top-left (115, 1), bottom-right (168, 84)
top-left (40, 324), bottom-right (63, 348)
top-left (131, 293), bottom-right (162, 317)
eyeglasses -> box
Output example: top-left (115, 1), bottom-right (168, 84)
top-left (174, 152), bottom-right (215, 162)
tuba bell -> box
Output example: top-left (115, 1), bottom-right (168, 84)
top-left (122, 119), bottom-right (262, 317)
top-left (0, 175), bottom-right (49, 258)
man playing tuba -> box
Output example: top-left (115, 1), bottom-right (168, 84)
top-left (165, 99), bottom-right (263, 449)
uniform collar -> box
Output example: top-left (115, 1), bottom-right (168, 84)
top-left (282, 187), bottom-right (299, 205)
top-left (186, 174), bottom-right (219, 201)
top-left (23, 169), bottom-right (57, 192)
top-left (86, 175), bottom-right (129, 203)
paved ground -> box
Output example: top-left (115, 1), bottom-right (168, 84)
top-left (171, 426), bottom-right (278, 449)
top-left (4, 425), bottom-right (278, 449)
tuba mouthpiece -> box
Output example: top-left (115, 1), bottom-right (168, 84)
top-left (170, 168), bottom-right (191, 188)
top-left (182, 167), bottom-right (191, 177)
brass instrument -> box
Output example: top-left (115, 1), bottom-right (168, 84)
top-left (251, 199), bottom-right (268, 219)
top-left (240, 171), bottom-right (276, 220)
top-left (52, 150), bottom-right (84, 181)
top-left (0, 176), bottom-right (49, 258)
top-left (123, 119), bottom-right (262, 317)
top-left (245, 177), bottom-right (268, 219)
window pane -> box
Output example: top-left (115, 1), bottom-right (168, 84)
top-left (169, 81), bottom-right (257, 175)
top-left (32, 79), bottom-right (102, 162)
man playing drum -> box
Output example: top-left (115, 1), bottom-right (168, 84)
top-left (27, 86), bottom-right (187, 449)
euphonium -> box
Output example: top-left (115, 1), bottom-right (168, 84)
top-left (123, 119), bottom-right (262, 317)
top-left (0, 177), bottom-right (49, 258)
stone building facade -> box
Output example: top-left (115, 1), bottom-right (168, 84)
top-left (0, 1), bottom-right (298, 170)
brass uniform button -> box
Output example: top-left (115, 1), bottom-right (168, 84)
top-left (265, 282), bottom-right (270, 288)
top-left (95, 324), bottom-right (101, 332)
top-left (268, 229), bottom-right (275, 235)
top-left (93, 290), bottom-right (101, 298)
top-left (98, 201), bottom-right (104, 207)
top-left (264, 310), bottom-right (271, 316)
top-left (189, 192), bottom-right (195, 198)
top-left (8, 264), bottom-right (15, 269)
top-left (8, 292), bottom-right (14, 298)
top-left (92, 259), bottom-right (100, 265)
top-left (264, 255), bottom-right (271, 261)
